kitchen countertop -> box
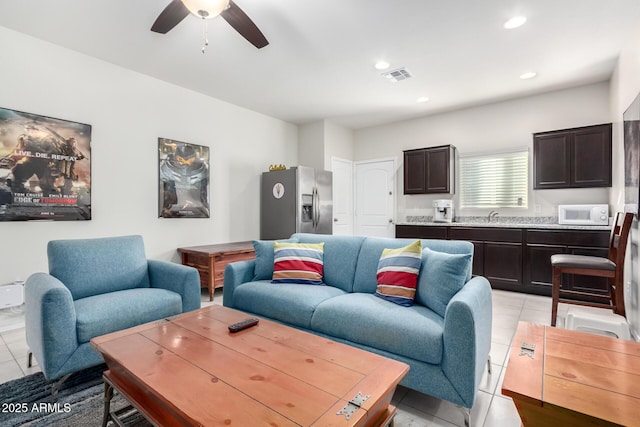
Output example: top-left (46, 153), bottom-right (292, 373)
top-left (396, 221), bottom-right (611, 231)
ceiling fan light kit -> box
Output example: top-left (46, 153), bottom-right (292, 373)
top-left (151, 0), bottom-right (269, 49)
top-left (182, 0), bottom-right (230, 19)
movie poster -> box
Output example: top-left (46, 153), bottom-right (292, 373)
top-left (158, 138), bottom-right (210, 218)
top-left (0, 107), bottom-right (91, 221)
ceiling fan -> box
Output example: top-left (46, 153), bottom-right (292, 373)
top-left (151, 0), bottom-right (268, 49)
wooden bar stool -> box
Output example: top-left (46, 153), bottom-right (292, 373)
top-left (550, 211), bottom-right (634, 327)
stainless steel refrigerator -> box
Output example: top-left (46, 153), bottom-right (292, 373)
top-left (260, 166), bottom-right (333, 239)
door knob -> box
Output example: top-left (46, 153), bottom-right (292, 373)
top-left (333, 218), bottom-right (338, 222)
top-left (388, 219), bottom-right (393, 224)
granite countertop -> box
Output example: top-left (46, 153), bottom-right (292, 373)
top-left (398, 215), bottom-right (611, 231)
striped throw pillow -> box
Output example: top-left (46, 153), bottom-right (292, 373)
top-left (272, 242), bottom-right (324, 285)
top-left (375, 240), bottom-right (422, 306)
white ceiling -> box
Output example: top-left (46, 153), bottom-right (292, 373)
top-left (0, 1), bottom-right (638, 129)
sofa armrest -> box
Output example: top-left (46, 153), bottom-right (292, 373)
top-left (441, 276), bottom-right (492, 408)
top-left (223, 259), bottom-right (256, 308)
top-left (148, 260), bottom-right (201, 312)
top-left (25, 272), bottom-right (78, 380)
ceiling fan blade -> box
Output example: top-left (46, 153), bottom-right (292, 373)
top-left (151, 0), bottom-right (190, 34)
top-left (221, 0), bottom-right (269, 49)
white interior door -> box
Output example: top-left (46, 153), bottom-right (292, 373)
top-left (331, 157), bottom-right (354, 235)
top-left (355, 159), bottom-right (396, 237)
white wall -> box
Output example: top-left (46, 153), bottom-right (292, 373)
top-left (0, 27), bottom-right (298, 285)
top-left (298, 121), bottom-right (324, 170)
top-left (298, 120), bottom-right (354, 170)
top-left (324, 121), bottom-right (354, 167)
top-left (354, 82), bottom-right (612, 221)
top-left (609, 26), bottom-right (640, 338)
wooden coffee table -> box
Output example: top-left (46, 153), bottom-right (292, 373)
top-left (502, 321), bottom-right (640, 426)
top-left (91, 305), bottom-right (409, 426)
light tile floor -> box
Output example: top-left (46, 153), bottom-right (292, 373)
top-left (0, 289), bottom-right (570, 426)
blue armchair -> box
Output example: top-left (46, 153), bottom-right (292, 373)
top-left (25, 235), bottom-right (201, 386)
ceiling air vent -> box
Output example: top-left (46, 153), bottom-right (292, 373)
top-left (382, 67), bottom-right (413, 82)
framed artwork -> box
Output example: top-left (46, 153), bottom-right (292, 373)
top-left (624, 92), bottom-right (640, 216)
top-left (0, 107), bottom-right (91, 221)
top-left (158, 138), bottom-right (210, 218)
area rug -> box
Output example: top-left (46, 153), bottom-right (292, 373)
top-left (0, 364), bottom-right (149, 426)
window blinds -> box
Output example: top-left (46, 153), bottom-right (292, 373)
top-left (460, 150), bottom-right (528, 208)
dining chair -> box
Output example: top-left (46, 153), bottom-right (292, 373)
top-left (550, 211), bottom-right (634, 327)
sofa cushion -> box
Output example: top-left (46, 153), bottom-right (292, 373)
top-left (272, 242), bottom-right (324, 285)
top-left (311, 293), bottom-right (444, 364)
top-left (74, 288), bottom-right (183, 343)
top-left (421, 239), bottom-right (474, 281)
top-left (375, 240), bottom-right (422, 306)
top-left (233, 280), bottom-right (346, 329)
top-left (353, 237), bottom-right (420, 294)
top-left (48, 235), bottom-right (151, 300)
top-left (252, 237), bottom-right (299, 280)
top-left (291, 233), bottom-right (366, 292)
top-left (416, 248), bottom-right (473, 317)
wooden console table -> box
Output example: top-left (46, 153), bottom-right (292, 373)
top-left (502, 321), bottom-right (640, 426)
top-left (178, 241), bottom-right (255, 301)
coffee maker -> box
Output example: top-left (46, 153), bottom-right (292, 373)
top-left (433, 199), bottom-right (453, 223)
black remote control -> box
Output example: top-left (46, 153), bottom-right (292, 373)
top-left (228, 317), bottom-right (259, 333)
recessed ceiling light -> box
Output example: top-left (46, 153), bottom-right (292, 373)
top-left (417, 96), bottom-right (430, 103)
top-left (504, 16), bottom-right (527, 29)
top-left (520, 72), bottom-right (537, 80)
top-left (374, 60), bottom-right (390, 70)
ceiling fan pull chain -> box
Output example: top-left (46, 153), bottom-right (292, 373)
top-left (201, 18), bottom-right (209, 54)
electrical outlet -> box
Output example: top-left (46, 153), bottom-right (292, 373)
top-left (534, 204), bottom-right (541, 213)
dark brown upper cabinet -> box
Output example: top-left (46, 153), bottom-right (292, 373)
top-left (403, 145), bottom-right (456, 194)
top-left (533, 123), bottom-right (612, 189)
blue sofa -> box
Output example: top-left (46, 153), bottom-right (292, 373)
top-left (223, 233), bottom-right (492, 422)
top-left (25, 235), bottom-right (201, 384)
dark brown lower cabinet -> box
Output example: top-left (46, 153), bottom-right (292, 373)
top-left (526, 244), bottom-right (565, 293)
top-left (395, 225), bottom-right (447, 239)
top-left (469, 241), bottom-right (484, 277)
top-left (448, 227), bottom-right (523, 291)
top-left (484, 242), bottom-right (523, 289)
top-left (525, 229), bottom-right (609, 298)
top-left (395, 224), bottom-right (609, 297)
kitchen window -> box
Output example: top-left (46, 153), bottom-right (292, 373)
top-left (459, 149), bottom-right (528, 208)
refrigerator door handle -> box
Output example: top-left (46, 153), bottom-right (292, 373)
top-left (311, 187), bottom-right (315, 229)
top-left (315, 187), bottom-right (320, 229)
top-left (313, 187), bottom-right (318, 229)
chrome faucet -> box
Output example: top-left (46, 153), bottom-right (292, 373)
top-left (488, 210), bottom-right (499, 223)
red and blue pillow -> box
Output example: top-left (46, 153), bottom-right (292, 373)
top-left (375, 240), bottom-right (422, 306)
top-left (272, 242), bottom-right (324, 285)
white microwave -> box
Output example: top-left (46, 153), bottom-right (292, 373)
top-left (558, 204), bottom-right (609, 225)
